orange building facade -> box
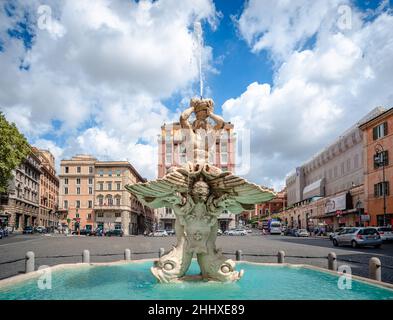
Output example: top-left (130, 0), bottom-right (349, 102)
top-left (360, 108), bottom-right (393, 227)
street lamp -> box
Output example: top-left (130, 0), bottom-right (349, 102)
top-left (374, 143), bottom-right (387, 226)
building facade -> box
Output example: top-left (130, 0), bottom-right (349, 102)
top-left (94, 161), bottom-right (149, 235)
top-left (155, 117), bottom-right (237, 231)
top-left (59, 155), bottom-right (151, 235)
top-left (33, 148), bottom-right (59, 228)
top-left (282, 107), bottom-right (386, 230)
top-left (0, 151), bottom-right (42, 230)
top-left (360, 107), bottom-right (393, 226)
top-left (59, 155), bottom-right (97, 232)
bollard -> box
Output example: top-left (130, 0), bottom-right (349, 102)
top-left (328, 252), bottom-right (337, 271)
top-left (159, 248), bottom-right (165, 258)
top-left (277, 250), bottom-right (285, 263)
top-left (25, 251), bottom-right (35, 273)
top-left (124, 249), bottom-right (131, 261)
top-left (236, 250), bottom-right (242, 261)
top-left (82, 249), bottom-right (90, 263)
top-left (369, 257), bottom-right (381, 281)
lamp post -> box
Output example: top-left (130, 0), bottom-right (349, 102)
top-left (374, 143), bottom-right (387, 227)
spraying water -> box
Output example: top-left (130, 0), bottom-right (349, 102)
top-left (194, 21), bottom-right (203, 99)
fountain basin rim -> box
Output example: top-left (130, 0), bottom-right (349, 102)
top-left (1, 258), bottom-right (393, 293)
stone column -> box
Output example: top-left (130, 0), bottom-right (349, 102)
top-left (121, 211), bottom-right (130, 236)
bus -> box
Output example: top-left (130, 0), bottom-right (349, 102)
top-left (269, 221), bottom-right (282, 235)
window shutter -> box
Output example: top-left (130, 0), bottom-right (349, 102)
top-left (386, 181), bottom-right (390, 196)
top-left (385, 151), bottom-right (389, 166)
top-left (374, 184), bottom-right (378, 197)
top-left (373, 127), bottom-right (378, 140)
top-left (384, 122), bottom-right (388, 136)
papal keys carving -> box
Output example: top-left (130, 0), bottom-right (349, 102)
top-left (126, 98), bottom-right (276, 283)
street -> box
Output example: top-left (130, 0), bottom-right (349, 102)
top-left (1, 232), bottom-right (393, 283)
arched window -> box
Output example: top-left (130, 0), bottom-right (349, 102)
top-left (106, 194), bottom-right (113, 206)
top-left (115, 195), bottom-right (121, 206)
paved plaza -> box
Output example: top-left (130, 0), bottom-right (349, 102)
top-left (1, 231), bottom-right (393, 283)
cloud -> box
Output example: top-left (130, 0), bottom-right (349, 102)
top-left (0, 0), bottom-right (218, 179)
top-left (224, 2), bottom-right (393, 190)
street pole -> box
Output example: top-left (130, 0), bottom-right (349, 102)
top-left (383, 158), bottom-right (387, 227)
top-left (375, 143), bottom-right (387, 227)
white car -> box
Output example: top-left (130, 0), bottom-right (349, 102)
top-left (296, 229), bottom-right (310, 237)
top-left (376, 227), bottom-right (393, 241)
top-left (225, 229), bottom-right (247, 236)
top-left (151, 230), bottom-right (168, 237)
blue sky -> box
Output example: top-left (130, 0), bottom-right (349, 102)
top-left (1, 0), bottom-right (393, 189)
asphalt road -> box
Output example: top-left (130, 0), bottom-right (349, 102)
top-left (1, 232), bottom-right (393, 283)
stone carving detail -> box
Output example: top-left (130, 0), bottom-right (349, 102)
top-left (126, 98), bottom-right (275, 283)
top-left (126, 161), bottom-right (276, 283)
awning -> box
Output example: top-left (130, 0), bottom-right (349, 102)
top-left (303, 178), bottom-right (325, 199)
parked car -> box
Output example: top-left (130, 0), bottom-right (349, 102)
top-left (376, 227), bottom-right (393, 241)
top-left (166, 229), bottom-right (175, 236)
top-left (332, 227), bottom-right (382, 248)
top-left (105, 229), bottom-right (124, 237)
top-left (0, 228), bottom-right (3, 239)
top-left (296, 229), bottom-right (310, 237)
top-left (225, 229), bottom-right (247, 236)
top-left (328, 227), bottom-right (350, 240)
top-left (23, 226), bottom-right (34, 234)
top-left (72, 228), bottom-right (94, 236)
top-left (34, 226), bottom-right (47, 234)
top-left (151, 230), bottom-right (168, 237)
top-left (94, 228), bottom-right (104, 236)
top-left (217, 229), bottom-right (223, 236)
top-left (1, 227), bottom-right (8, 237)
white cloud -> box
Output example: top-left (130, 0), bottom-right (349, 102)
top-left (225, 3), bottom-right (393, 190)
top-left (0, 0), bottom-right (218, 178)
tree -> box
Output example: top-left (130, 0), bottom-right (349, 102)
top-left (0, 112), bottom-right (31, 193)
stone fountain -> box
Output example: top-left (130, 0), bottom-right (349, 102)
top-left (126, 98), bottom-right (276, 283)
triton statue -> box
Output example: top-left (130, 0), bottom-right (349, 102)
top-left (126, 98), bottom-right (276, 283)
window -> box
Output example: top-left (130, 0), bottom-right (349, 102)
top-left (108, 170), bottom-right (112, 177)
top-left (76, 213), bottom-right (79, 218)
top-left (64, 178), bottom-right (68, 185)
top-left (107, 182), bottom-right (112, 191)
top-left (98, 196), bottom-right (103, 206)
top-left (88, 200), bottom-right (92, 208)
top-left (354, 154), bottom-right (359, 169)
top-left (99, 182), bottom-right (103, 191)
top-left (89, 187), bottom-right (93, 195)
top-left (116, 182), bottom-right (121, 190)
top-left (64, 200), bottom-right (68, 209)
top-left (76, 187), bottom-right (80, 195)
top-left (165, 207), bottom-right (173, 215)
top-left (108, 196), bottom-right (113, 206)
top-left (89, 166), bottom-right (93, 174)
top-left (373, 122), bottom-right (388, 140)
top-left (77, 166), bottom-right (81, 173)
top-left (88, 178), bottom-right (93, 185)
top-left (65, 167), bottom-right (69, 173)
top-left (99, 170), bottom-right (104, 177)
top-left (374, 150), bottom-right (389, 169)
top-left (76, 200), bottom-right (81, 208)
top-left (97, 212), bottom-right (104, 218)
top-left (115, 212), bottom-right (121, 218)
top-left (116, 197), bottom-right (121, 206)
top-left (76, 178), bottom-right (81, 185)
top-left (116, 170), bottom-right (121, 176)
top-left (64, 187), bottom-right (68, 195)
top-left (87, 213), bottom-right (92, 220)
top-left (374, 181), bottom-right (389, 197)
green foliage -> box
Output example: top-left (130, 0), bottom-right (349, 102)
top-left (0, 112), bottom-right (31, 193)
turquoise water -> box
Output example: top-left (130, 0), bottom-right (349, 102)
top-left (1, 261), bottom-right (393, 300)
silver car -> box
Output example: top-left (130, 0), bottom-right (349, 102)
top-left (376, 227), bottom-right (393, 241)
top-left (332, 227), bottom-right (382, 248)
